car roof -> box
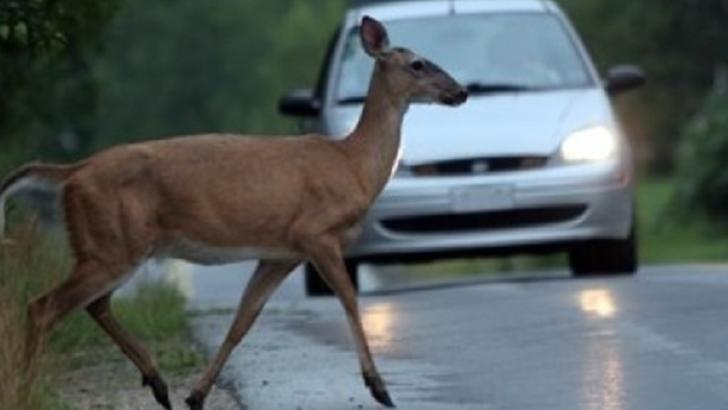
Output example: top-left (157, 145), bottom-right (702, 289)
top-left (348, 0), bottom-right (555, 23)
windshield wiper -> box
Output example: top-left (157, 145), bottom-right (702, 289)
top-left (465, 82), bottom-right (535, 95)
top-left (339, 82), bottom-right (537, 104)
top-left (338, 96), bottom-right (366, 105)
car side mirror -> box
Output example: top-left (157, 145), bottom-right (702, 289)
top-left (278, 89), bottom-right (321, 117)
top-left (605, 65), bottom-right (646, 96)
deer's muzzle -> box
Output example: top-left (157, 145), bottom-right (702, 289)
top-left (441, 89), bottom-right (468, 106)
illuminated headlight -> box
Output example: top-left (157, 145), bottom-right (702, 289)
top-left (560, 126), bottom-right (618, 162)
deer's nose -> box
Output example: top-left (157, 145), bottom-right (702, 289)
top-left (440, 88), bottom-right (468, 106)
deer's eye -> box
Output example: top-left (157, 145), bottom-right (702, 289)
top-left (410, 60), bottom-right (424, 71)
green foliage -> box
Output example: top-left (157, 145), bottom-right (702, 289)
top-left (0, 0), bottom-right (346, 174)
top-left (92, 0), bottom-right (346, 147)
top-left (674, 79), bottom-right (728, 226)
top-left (559, 0), bottom-right (728, 172)
top-left (0, 0), bottom-right (120, 51)
top-left (0, 0), bottom-right (120, 164)
top-left (248, 1), bottom-right (346, 133)
top-left (637, 177), bottom-right (728, 262)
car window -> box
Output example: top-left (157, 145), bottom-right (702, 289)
top-left (336, 12), bottom-right (592, 103)
top-left (315, 26), bottom-right (341, 103)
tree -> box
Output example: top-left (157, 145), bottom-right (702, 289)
top-left (91, 0), bottom-right (346, 148)
top-left (560, 0), bottom-right (728, 172)
top-left (674, 68), bottom-right (728, 225)
top-left (0, 0), bottom-right (119, 167)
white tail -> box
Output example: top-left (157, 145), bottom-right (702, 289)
top-left (0, 174), bottom-right (40, 239)
top-left (12, 16), bottom-right (466, 410)
top-left (0, 163), bottom-right (80, 239)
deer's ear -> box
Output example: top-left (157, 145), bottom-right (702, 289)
top-left (360, 16), bottom-right (390, 58)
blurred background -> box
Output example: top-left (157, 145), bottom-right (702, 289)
top-left (1, 0), bottom-right (727, 267)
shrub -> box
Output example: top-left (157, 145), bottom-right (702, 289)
top-left (674, 73), bottom-right (728, 226)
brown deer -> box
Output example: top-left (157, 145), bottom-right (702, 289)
top-left (0, 16), bottom-right (466, 409)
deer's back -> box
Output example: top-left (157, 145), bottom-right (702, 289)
top-left (63, 134), bottom-right (368, 262)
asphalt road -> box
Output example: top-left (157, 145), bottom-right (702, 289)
top-left (182, 263), bottom-right (728, 410)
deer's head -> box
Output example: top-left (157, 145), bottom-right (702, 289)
top-left (360, 16), bottom-right (467, 107)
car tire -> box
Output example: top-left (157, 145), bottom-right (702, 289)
top-left (305, 260), bottom-right (359, 296)
top-left (569, 226), bottom-right (638, 277)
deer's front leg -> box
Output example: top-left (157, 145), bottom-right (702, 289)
top-left (186, 260), bottom-right (297, 410)
top-left (305, 237), bottom-right (395, 408)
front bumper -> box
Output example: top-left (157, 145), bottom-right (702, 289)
top-left (347, 159), bottom-right (633, 261)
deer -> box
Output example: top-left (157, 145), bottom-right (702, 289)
top-left (0, 16), bottom-right (466, 409)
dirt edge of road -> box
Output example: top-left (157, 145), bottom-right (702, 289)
top-left (56, 355), bottom-right (240, 410)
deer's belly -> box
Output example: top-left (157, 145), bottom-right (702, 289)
top-left (158, 239), bottom-right (300, 265)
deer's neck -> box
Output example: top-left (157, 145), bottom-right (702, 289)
top-left (343, 62), bottom-right (409, 200)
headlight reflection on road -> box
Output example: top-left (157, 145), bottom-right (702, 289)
top-left (579, 289), bottom-right (617, 318)
top-left (585, 337), bottom-right (625, 410)
top-left (579, 288), bottom-right (624, 410)
top-left (362, 302), bottom-right (398, 353)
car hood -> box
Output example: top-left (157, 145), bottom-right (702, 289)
top-left (327, 88), bottom-right (613, 165)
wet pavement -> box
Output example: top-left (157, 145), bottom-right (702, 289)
top-left (183, 263), bottom-right (728, 409)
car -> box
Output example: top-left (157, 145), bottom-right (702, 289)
top-left (279, 0), bottom-right (645, 296)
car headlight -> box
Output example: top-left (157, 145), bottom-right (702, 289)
top-left (560, 126), bottom-right (618, 162)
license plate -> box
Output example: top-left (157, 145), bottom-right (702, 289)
top-left (450, 184), bottom-right (514, 212)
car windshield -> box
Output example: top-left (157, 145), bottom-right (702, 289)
top-left (336, 13), bottom-right (592, 104)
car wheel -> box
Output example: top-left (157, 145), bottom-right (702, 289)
top-left (305, 260), bottom-right (359, 296)
top-left (569, 226), bottom-right (638, 277)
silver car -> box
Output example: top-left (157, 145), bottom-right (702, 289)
top-left (280, 0), bottom-right (645, 295)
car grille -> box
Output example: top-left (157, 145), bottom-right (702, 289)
top-left (411, 156), bottom-right (548, 177)
top-left (379, 205), bottom-right (587, 234)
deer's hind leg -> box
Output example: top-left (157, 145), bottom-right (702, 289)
top-left (24, 259), bottom-right (134, 371)
top-left (25, 181), bottom-right (168, 405)
top-left (86, 293), bottom-right (171, 409)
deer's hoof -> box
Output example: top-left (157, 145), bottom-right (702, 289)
top-left (185, 390), bottom-right (206, 410)
top-left (364, 374), bottom-right (396, 408)
top-left (142, 374), bottom-right (172, 410)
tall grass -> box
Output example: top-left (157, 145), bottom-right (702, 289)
top-left (0, 221), bottom-right (71, 409)
top-left (0, 219), bottom-right (197, 410)
top-left (0, 286), bottom-right (36, 409)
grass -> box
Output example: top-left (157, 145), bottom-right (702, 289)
top-left (0, 222), bottom-right (71, 410)
top-left (403, 177), bottom-right (728, 278)
top-left (637, 177), bottom-right (728, 263)
top-left (401, 254), bottom-right (565, 279)
top-left (0, 220), bottom-right (200, 410)
top-left (50, 280), bottom-right (202, 374)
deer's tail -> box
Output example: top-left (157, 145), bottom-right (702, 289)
top-left (0, 162), bottom-right (85, 239)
